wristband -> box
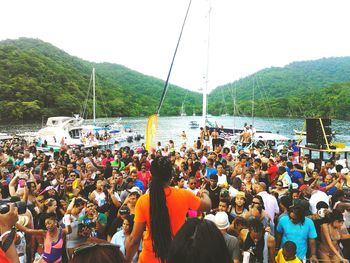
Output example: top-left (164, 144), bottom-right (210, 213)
top-left (63, 214), bottom-right (72, 226)
top-left (0, 230), bottom-right (11, 242)
top-left (0, 227), bottom-right (16, 252)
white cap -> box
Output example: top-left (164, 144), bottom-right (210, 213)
top-left (129, 186), bottom-right (142, 196)
top-left (292, 183), bottom-right (299, 190)
top-left (214, 212), bottom-right (230, 230)
top-left (204, 214), bottom-right (215, 223)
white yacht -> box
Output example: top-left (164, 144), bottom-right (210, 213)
top-left (37, 116), bottom-right (85, 148)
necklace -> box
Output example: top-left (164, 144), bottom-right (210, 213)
top-left (210, 185), bottom-right (218, 191)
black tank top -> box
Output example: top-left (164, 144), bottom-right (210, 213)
top-left (243, 231), bottom-right (265, 263)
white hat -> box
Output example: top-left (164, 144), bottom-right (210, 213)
top-left (341, 168), bottom-right (349, 174)
top-left (214, 212), bottom-right (229, 230)
top-left (204, 214), bottom-right (215, 223)
top-left (129, 186), bottom-right (142, 196)
top-left (292, 183), bottom-right (299, 190)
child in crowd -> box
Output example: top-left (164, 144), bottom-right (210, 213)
top-left (275, 241), bottom-right (302, 263)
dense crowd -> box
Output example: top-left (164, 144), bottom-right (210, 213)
top-left (0, 127), bottom-right (349, 263)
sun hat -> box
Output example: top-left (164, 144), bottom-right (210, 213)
top-left (214, 212), bottom-right (230, 230)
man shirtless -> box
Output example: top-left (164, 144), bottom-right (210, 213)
top-left (240, 127), bottom-right (251, 147)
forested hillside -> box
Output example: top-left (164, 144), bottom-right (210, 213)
top-left (1, 38), bottom-right (350, 123)
top-left (208, 57), bottom-right (350, 120)
top-left (0, 38), bottom-right (202, 123)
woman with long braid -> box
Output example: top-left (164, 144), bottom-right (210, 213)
top-left (125, 156), bottom-right (211, 263)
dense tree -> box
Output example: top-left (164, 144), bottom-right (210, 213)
top-left (1, 38), bottom-right (350, 123)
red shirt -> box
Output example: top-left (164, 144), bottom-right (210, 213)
top-left (137, 171), bottom-right (151, 190)
top-left (267, 163), bottom-right (278, 186)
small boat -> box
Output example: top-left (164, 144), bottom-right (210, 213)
top-left (0, 133), bottom-right (12, 141)
top-left (189, 121), bottom-right (200, 129)
top-left (293, 129), bottom-right (306, 136)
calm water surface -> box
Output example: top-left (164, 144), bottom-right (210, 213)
top-left (1, 116), bottom-right (349, 148)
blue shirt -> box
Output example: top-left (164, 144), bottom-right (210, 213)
top-left (134, 179), bottom-right (145, 192)
top-left (290, 170), bottom-right (303, 185)
top-left (319, 182), bottom-right (337, 195)
top-left (277, 216), bottom-right (317, 259)
top-left (206, 167), bottom-right (218, 179)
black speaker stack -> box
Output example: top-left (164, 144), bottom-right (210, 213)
top-left (306, 118), bottom-right (332, 149)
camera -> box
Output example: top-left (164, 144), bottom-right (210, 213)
top-left (104, 184), bottom-right (111, 190)
top-left (0, 199), bottom-right (27, 214)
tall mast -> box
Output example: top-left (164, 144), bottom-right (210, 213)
top-left (202, 0), bottom-right (211, 127)
top-left (252, 81), bottom-right (255, 126)
top-left (92, 67), bottom-right (96, 126)
top-left (233, 85), bottom-right (237, 129)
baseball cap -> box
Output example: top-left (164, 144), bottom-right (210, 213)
top-left (204, 214), bottom-right (215, 223)
top-left (214, 212), bottom-right (230, 230)
top-left (291, 183), bottom-right (299, 190)
top-left (129, 186), bottom-right (142, 196)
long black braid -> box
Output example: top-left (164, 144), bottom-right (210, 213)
top-left (149, 156), bottom-right (173, 262)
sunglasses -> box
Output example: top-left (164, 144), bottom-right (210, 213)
top-left (73, 243), bottom-right (120, 258)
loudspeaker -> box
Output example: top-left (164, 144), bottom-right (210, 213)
top-left (306, 118), bottom-right (332, 147)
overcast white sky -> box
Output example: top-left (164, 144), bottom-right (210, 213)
top-left (1, 0), bottom-right (350, 92)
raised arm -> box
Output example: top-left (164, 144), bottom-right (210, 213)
top-left (9, 174), bottom-right (19, 196)
top-left (15, 223), bottom-right (46, 237)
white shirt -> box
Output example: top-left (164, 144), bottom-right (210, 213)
top-left (257, 191), bottom-right (279, 220)
top-left (217, 173), bottom-right (227, 187)
top-left (186, 187), bottom-right (199, 196)
top-left (228, 186), bottom-right (238, 199)
top-left (309, 190), bottom-right (329, 214)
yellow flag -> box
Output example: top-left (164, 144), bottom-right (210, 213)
top-left (146, 114), bottom-right (158, 151)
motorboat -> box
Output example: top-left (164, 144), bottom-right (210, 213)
top-left (293, 129), bottom-right (306, 136)
top-left (37, 116), bottom-right (85, 147)
top-left (0, 133), bottom-right (12, 141)
top-left (189, 121), bottom-right (200, 129)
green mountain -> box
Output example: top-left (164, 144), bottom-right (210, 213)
top-left (0, 38), bottom-right (202, 123)
top-left (208, 57), bottom-right (350, 120)
top-left (1, 38), bottom-right (350, 123)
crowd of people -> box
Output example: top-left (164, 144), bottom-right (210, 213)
top-left (0, 128), bottom-right (349, 263)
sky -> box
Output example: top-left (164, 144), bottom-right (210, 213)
top-left (1, 0), bottom-right (350, 92)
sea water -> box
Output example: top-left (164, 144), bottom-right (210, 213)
top-left (1, 116), bottom-right (349, 149)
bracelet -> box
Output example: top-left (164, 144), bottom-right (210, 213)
top-left (0, 227), bottom-right (16, 252)
top-left (0, 230), bottom-right (11, 242)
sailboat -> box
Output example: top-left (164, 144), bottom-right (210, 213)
top-left (180, 102), bottom-right (187, 116)
top-left (82, 68), bottom-right (143, 144)
top-left (199, 5), bottom-right (288, 146)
